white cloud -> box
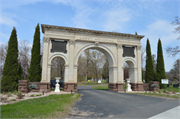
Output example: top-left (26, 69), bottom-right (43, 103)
top-left (102, 8), bottom-right (131, 32)
top-left (139, 19), bottom-right (179, 71)
top-left (140, 19), bottom-right (178, 47)
top-left (0, 14), bottom-right (17, 27)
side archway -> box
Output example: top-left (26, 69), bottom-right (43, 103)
top-left (48, 54), bottom-right (68, 65)
top-left (122, 58), bottom-right (137, 83)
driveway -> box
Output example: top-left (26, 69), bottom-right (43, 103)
top-left (67, 85), bottom-right (179, 119)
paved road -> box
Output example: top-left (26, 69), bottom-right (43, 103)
top-left (67, 85), bottom-right (179, 119)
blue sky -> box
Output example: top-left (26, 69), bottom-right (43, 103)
top-left (0, 0), bottom-right (179, 71)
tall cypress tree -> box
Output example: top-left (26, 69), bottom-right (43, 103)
top-left (156, 39), bottom-right (166, 88)
top-left (18, 63), bottom-right (24, 80)
top-left (145, 39), bottom-right (155, 83)
top-left (1, 27), bottom-right (18, 92)
top-left (28, 23), bottom-right (42, 82)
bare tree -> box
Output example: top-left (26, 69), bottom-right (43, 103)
top-left (51, 57), bottom-right (65, 80)
top-left (102, 57), bottom-right (109, 82)
top-left (84, 49), bottom-right (90, 84)
top-left (0, 44), bottom-right (8, 78)
top-left (88, 49), bottom-right (105, 84)
top-left (166, 16), bottom-right (180, 57)
top-left (18, 40), bottom-right (31, 79)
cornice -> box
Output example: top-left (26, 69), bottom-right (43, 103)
top-left (41, 24), bottom-right (144, 40)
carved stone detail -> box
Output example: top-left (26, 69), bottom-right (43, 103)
top-left (137, 46), bottom-right (141, 50)
top-left (69, 39), bottom-right (75, 45)
top-left (95, 42), bottom-right (99, 47)
top-left (117, 44), bottom-right (122, 49)
top-left (43, 37), bottom-right (50, 43)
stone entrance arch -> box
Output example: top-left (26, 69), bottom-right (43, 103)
top-left (41, 24), bottom-right (144, 92)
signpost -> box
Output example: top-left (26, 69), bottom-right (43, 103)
top-left (161, 79), bottom-right (168, 92)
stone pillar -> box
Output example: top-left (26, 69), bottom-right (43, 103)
top-left (47, 64), bottom-right (51, 82)
top-left (68, 39), bottom-right (75, 83)
top-left (116, 44), bottom-right (124, 91)
top-left (41, 37), bottom-right (50, 82)
top-left (137, 46), bottom-right (142, 83)
top-left (64, 65), bottom-right (69, 83)
top-left (73, 65), bottom-right (78, 83)
top-left (117, 44), bottom-right (124, 83)
top-left (109, 67), bottom-right (117, 83)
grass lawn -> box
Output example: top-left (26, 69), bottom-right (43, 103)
top-left (78, 81), bottom-right (108, 86)
top-left (92, 85), bottom-right (108, 90)
top-left (130, 92), bottom-right (180, 99)
top-left (1, 93), bottom-right (81, 118)
top-left (166, 86), bottom-right (180, 92)
top-left (50, 88), bottom-right (63, 91)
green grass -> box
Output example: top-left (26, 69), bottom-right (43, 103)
top-left (11, 99), bottom-right (16, 101)
top-left (130, 92), bottom-right (180, 99)
top-left (50, 88), bottom-right (63, 91)
top-left (78, 81), bottom-right (108, 86)
top-left (92, 85), bottom-right (108, 90)
top-left (1, 93), bottom-right (81, 118)
top-left (166, 86), bottom-right (180, 92)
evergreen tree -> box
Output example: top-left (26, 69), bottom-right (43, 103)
top-left (18, 63), bottom-right (24, 80)
top-left (145, 39), bottom-right (155, 83)
top-left (1, 28), bottom-right (18, 92)
top-left (156, 39), bottom-right (166, 88)
top-left (135, 32), bottom-right (138, 35)
top-left (142, 68), bottom-right (144, 82)
top-left (28, 23), bottom-right (42, 82)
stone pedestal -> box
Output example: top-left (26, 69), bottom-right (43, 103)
top-left (117, 83), bottom-right (124, 91)
top-left (108, 83), bottom-right (117, 91)
top-left (18, 80), bottom-right (28, 93)
top-left (63, 83), bottom-right (77, 92)
top-left (137, 83), bottom-right (144, 91)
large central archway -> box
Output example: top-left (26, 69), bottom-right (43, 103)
top-left (74, 43), bottom-right (117, 84)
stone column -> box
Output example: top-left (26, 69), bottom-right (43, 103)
top-left (108, 66), bottom-right (118, 91)
top-left (73, 65), bottom-right (78, 83)
top-left (47, 64), bottom-right (51, 82)
top-left (68, 39), bottom-right (75, 83)
top-left (116, 44), bottom-right (124, 91)
top-left (41, 37), bottom-right (50, 82)
top-left (137, 45), bottom-right (142, 83)
top-left (64, 65), bottom-right (69, 83)
top-left (117, 44), bottom-right (123, 83)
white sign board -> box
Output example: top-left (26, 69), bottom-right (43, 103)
top-left (98, 80), bottom-right (101, 83)
top-left (161, 79), bottom-right (168, 84)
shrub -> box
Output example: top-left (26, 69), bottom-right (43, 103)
top-left (17, 91), bottom-right (22, 96)
top-left (16, 91), bottom-right (24, 99)
top-left (11, 99), bottom-right (16, 101)
top-left (36, 94), bottom-right (42, 96)
top-left (13, 90), bottom-right (17, 95)
top-left (7, 92), bottom-right (12, 97)
top-left (30, 95), bottom-right (34, 97)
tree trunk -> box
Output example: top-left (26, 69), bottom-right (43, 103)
top-left (85, 73), bottom-right (87, 84)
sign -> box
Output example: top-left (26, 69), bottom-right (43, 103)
top-left (161, 79), bottom-right (168, 84)
top-left (98, 80), bottom-right (101, 83)
top-left (88, 80), bottom-right (90, 82)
